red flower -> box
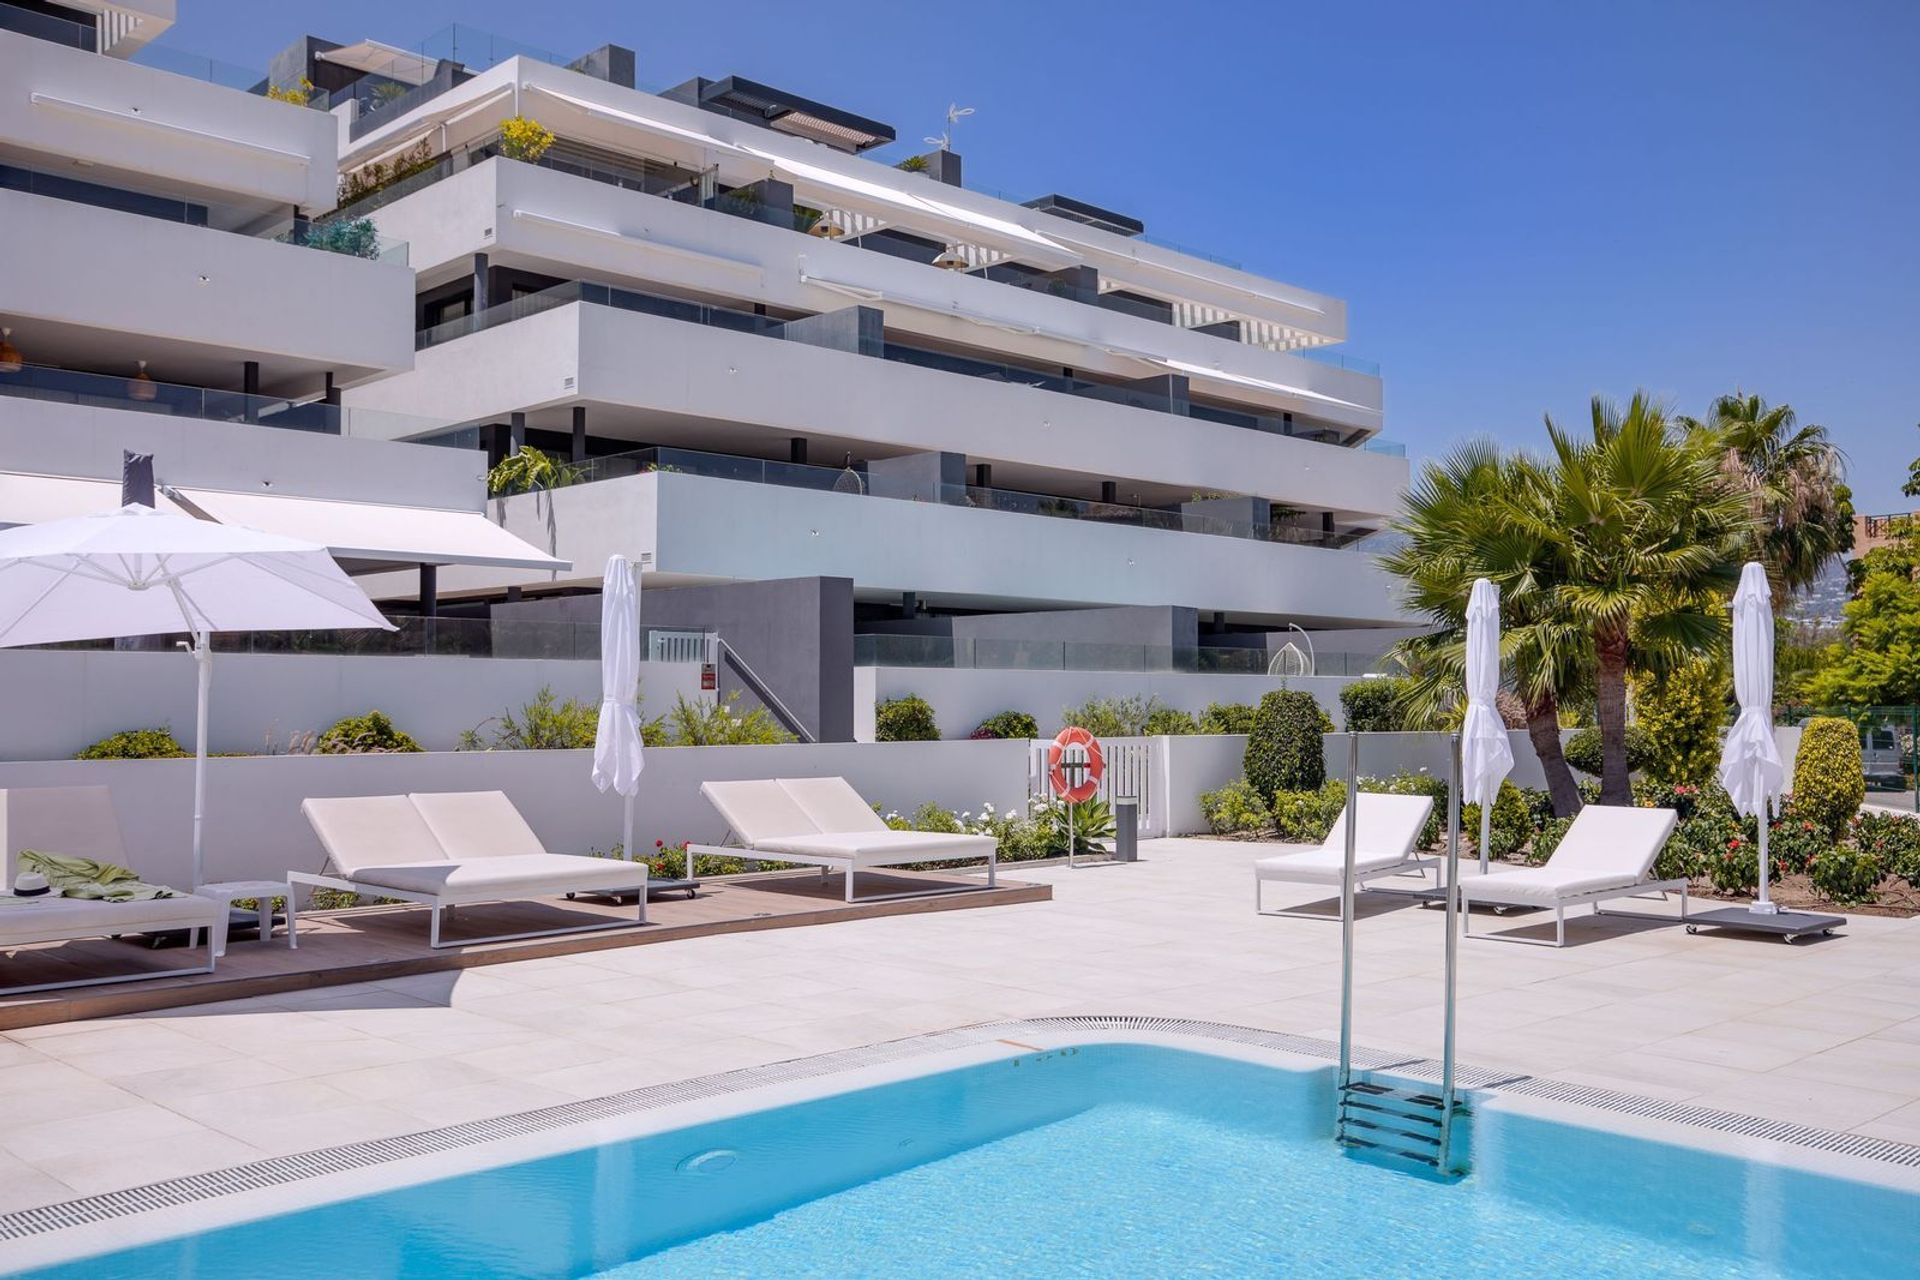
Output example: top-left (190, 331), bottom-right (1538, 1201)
top-left (655, 839), bottom-right (665, 848)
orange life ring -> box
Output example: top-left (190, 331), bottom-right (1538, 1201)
top-left (1048, 727), bottom-right (1106, 804)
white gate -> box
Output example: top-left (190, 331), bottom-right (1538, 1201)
top-left (647, 629), bottom-right (708, 664)
top-left (1028, 735), bottom-right (1158, 833)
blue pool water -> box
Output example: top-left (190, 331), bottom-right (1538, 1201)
top-left (10, 1044), bottom-right (1917, 1278)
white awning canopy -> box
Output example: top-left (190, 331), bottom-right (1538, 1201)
top-left (316, 40), bottom-right (439, 86)
top-left (0, 474), bottom-right (171, 526)
top-left (165, 487), bottom-right (568, 573)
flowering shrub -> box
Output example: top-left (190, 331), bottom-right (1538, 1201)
top-left (498, 115), bottom-right (556, 162)
top-left (1852, 810), bottom-right (1920, 885)
top-left (879, 799), bottom-right (1051, 862)
top-left (1270, 782), bottom-right (1345, 843)
top-left (1529, 816), bottom-right (1572, 865)
top-left (875, 694), bottom-right (940, 742)
top-left (1707, 834), bottom-right (1760, 896)
top-left (1808, 845), bottom-right (1884, 905)
top-left (970, 710), bottom-right (1037, 740)
top-left (1764, 804), bottom-right (1833, 876)
top-left (1461, 781), bottom-right (1530, 860)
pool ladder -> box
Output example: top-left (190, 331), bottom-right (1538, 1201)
top-left (1331, 731), bottom-right (1469, 1177)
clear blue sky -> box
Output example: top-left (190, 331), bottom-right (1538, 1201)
top-left (164, 0), bottom-right (1920, 510)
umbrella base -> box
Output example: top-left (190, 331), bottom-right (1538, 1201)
top-left (568, 881), bottom-right (701, 903)
top-left (1683, 905), bottom-right (1844, 944)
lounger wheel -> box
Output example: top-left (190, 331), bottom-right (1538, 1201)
top-left (1685, 924), bottom-right (1699, 935)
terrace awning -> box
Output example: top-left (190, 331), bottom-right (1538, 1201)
top-left (164, 487), bottom-right (568, 573)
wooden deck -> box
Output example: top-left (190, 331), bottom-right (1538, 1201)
top-left (0, 869), bottom-right (1047, 1030)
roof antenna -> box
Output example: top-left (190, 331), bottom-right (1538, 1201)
top-left (925, 103), bottom-right (974, 152)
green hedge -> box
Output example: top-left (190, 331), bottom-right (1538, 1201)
top-left (1245, 690), bottom-right (1328, 799)
top-left (1339, 678), bottom-right (1409, 732)
top-left (875, 694), bottom-right (940, 742)
top-left (1563, 725), bottom-right (1652, 777)
top-left (75, 727), bottom-right (188, 760)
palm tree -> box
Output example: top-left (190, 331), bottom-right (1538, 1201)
top-left (1514, 395), bottom-right (1747, 804)
top-left (1382, 440), bottom-right (1590, 817)
top-left (1678, 393), bottom-right (1851, 604)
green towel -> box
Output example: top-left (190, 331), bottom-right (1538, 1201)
top-left (15, 850), bottom-right (181, 902)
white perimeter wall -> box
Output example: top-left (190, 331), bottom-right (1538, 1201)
top-left (0, 650), bottom-right (703, 759)
top-left (0, 740), bottom-right (1033, 889)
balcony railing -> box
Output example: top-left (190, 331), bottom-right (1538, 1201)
top-left (553, 444), bottom-right (1382, 551)
top-left (25, 617), bottom-right (704, 662)
top-left (3, 163), bottom-right (407, 264)
top-left (420, 279), bottom-right (1380, 449)
top-left (853, 634), bottom-right (1393, 676)
top-left (0, 363), bottom-right (467, 443)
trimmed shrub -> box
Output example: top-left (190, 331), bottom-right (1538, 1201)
top-left (316, 710), bottom-right (420, 754)
top-left (1852, 810), bottom-right (1920, 885)
top-left (1636, 659), bottom-right (1727, 786)
top-left (971, 710), bottom-right (1038, 740)
top-left (1808, 845), bottom-right (1884, 905)
top-left (1198, 701), bottom-right (1258, 735)
top-left (1529, 816), bottom-right (1573, 865)
top-left (76, 727), bottom-right (187, 760)
top-left (1199, 777), bottom-right (1271, 834)
top-left (1245, 690), bottom-right (1328, 799)
top-left (1143, 707), bottom-right (1200, 736)
top-left (875, 694), bottom-right (940, 742)
top-left (1563, 725), bottom-right (1652, 778)
top-left (1461, 781), bottom-right (1530, 860)
top-left (1792, 717), bottom-right (1866, 839)
top-left (1271, 782), bottom-right (1345, 843)
top-left (1339, 677), bottom-right (1410, 732)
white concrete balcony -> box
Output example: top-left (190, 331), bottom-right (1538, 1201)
top-left (342, 298), bottom-right (1407, 520)
top-left (433, 470), bottom-right (1408, 628)
top-left (366, 158), bottom-right (1382, 431)
top-left (0, 188), bottom-right (415, 386)
top-left (0, 28), bottom-right (338, 211)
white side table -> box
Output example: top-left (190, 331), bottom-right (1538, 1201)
top-left (194, 880), bottom-right (298, 958)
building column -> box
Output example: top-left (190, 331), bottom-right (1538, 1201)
top-left (571, 406), bottom-right (587, 463)
top-left (900, 591), bottom-right (918, 619)
top-left (789, 437), bottom-right (808, 464)
top-left (242, 360), bottom-right (259, 423)
top-left (1100, 480), bottom-right (1118, 504)
top-left (509, 411), bottom-right (526, 453)
top-left (322, 371), bottom-right (339, 405)
top-left (472, 252), bottom-right (490, 313)
top-left (973, 463), bottom-right (991, 488)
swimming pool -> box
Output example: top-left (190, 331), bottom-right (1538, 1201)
top-left (8, 1041), bottom-right (1917, 1278)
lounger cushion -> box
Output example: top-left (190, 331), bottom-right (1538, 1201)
top-left (410, 791), bottom-right (547, 860)
top-left (777, 777), bottom-right (890, 834)
top-left (1254, 845), bottom-right (1430, 884)
top-left (1458, 805), bottom-right (1678, 907)
top-left (349, 853), bottom-right (648, 902)
top-left (0, 894), bottom-right (221, 947)
top-left (303, 796), bottom-right (447, 876)
top-left (747, 829), bottom-right (996, 868)
top-left (701, 780), bottom-right (822, 845)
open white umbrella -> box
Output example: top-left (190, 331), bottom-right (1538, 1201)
top-left (1460, 577), bottom-right (1514, 873)
top-left (0, 504), bottom-right (393, 887)
top-left (591, 554), bottom-right (646, 870)
top-left (1718, 561), bottom-right (1785, 914)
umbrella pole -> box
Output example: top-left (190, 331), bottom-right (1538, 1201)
top-left (1479, 804), bottom-right (1490, 875)
top-left (191, 630), bottom-right (210, 890)
top-left (1752, 763), bottom-right (1776, 915)
top-left (622, 792), bottom-right (635, 865)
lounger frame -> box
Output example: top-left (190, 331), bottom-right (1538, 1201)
top-left (1253, 857), bottom-right (1437, 918)
top-left (1462, 878), bottom-right (1689, 947)
top-left (0, 916), bottom-right (223, 996)
top-left (684, 835), bottom-right (998, 905)
top-left (288, 871), bottom-right (645, 949)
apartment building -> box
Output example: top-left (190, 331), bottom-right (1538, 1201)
top-left (0, 5), bottom-right (1413, 742)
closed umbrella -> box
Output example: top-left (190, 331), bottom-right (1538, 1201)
top-left (1460, 577), bottom-right (1514, 873)
top-left (592, 554), bottom-right (647, 872)
top-left (1718, 561), bottom-right (1785, 914)
top-left (0, 504), bottom-right (393, 887)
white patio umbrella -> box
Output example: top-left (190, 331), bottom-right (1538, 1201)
top-left (1460, 577), bottom-right (1514, 873)
top-left (1718, 561), bottom-right (1786, 914)
top-left (0, 504), bottom-right (393, 887)
top-left (591, 554), bottom-right (646, 869)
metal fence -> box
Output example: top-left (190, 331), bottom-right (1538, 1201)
top-left (1028, 735), bottom-right (1156, 832)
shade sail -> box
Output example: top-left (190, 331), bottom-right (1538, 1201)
top-left (168, 487), bottom-right (568, 571)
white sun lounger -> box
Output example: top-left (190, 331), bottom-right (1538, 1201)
top-left (0, 786), bottom-right (226, 995)
top-left (1253, 793), bottom-right (1437, 917)
top-left (292, 791), bottom-right (648, 948)
top-left (690, 777), bottom-right (997, 904)
top-left (1459, 804), bottom-right (1684, 946)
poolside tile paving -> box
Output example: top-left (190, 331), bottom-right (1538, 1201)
top-left (1, 836), bottom-right (1919, 1216)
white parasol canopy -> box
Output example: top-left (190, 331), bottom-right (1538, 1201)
top-left (591, 554), bottom-right (646, 866)
top-left (0, 504), bottom-right (392, 887)
top-left (1460, 577), bottom-right (1514, 873)
top-left (1718, 561), bottom-right (1785, 914)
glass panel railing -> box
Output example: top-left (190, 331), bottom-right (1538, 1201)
top-left (418, 280), bottom-right (782, 351)
top-left (1297, 348), bottom-right (1383, 378)
top-left (1362, 438), bottom-right (1407, 457)
top-left (35, 619), bottom-right (710, 663)
top-left (129, 44), bottom-right (265, 91)
top-left (0, 0), bottom-right (93, 49)
top-left (0, 363), bottom-right (456, 440)
top-left (851, 633), bottom-right (1394, 675)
